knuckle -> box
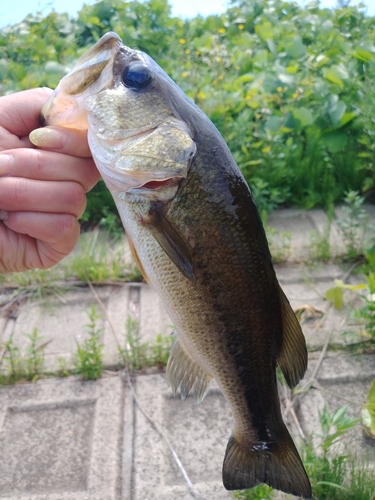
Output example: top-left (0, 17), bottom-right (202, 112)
top-left (67, 182), bottom-right (86, 215)
top-left (32, 149), bottom-right (46, 177)
top-left (57, 214), bottom-right (76, 237)
top-left (11, 178), bottom-right (28, 206)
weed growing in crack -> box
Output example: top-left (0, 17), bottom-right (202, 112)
top-left (118, 316), bottom-right (174, 372)
top-left (0, 336), bottom-right (22, 384)
top-left (309, 225), bottom-right (332, 262)
top-left (24, 328), bottom-right (46, 382)
top-left (266, 227), bottom-right (292, 263)
top-left (0, 329), bottom-right (47, 384)
top-left (57, 356), bottom-right (70, 377)
top-left (73, 305), bottom-right (104, 380)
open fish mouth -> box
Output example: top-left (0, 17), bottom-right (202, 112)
top-left (131, 177), bottom-right (181, 192)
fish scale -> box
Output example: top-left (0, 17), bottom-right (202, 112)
top-left (41, 31), bottom-right (312, 498)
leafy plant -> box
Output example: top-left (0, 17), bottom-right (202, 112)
top-left (233, 484), bottom-right (273, 500)
top-left (362, 378), bottom-right (375, 440)
top-left (1, 0), bottom-right (374, 220)
top-left (73, 305), bottom-right (104, 380)
top-left (336, 191), bottom-right (375, 260)
top-left (303, 405), bottom-right (372, 499)
top-left (355, 271), bottom-right (375, 337)
top-left (316, 405), bottom-right (359, 455)
top-left (326, 271), bottom-right (375, 346)
top-left (69, 229), bottom-right (141, 283)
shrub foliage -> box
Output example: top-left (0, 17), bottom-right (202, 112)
top-left (1, 0), bottom-right (374, 217)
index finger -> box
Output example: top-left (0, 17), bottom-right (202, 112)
top-left (29, 126), bottom-right (92, 158)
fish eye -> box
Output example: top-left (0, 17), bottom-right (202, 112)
top-left (122, 62), bottom-right (152, 91)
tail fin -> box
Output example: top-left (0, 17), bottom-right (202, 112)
top-left (222, 434), bottom-right (311, 498)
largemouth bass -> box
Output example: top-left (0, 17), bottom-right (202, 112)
top-left (41, 32), bottom-right (311, 498)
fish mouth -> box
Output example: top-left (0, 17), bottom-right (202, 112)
top-left (130, 177), bottom-right (181, 193)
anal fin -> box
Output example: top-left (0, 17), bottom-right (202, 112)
top-left (166, 333), bottom-right (212, 404)
top-left (277, 284), bottom-right (308, 389)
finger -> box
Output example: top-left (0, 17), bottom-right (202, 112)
top-left (0, 149), bottom-right (100, 192)
top-left (30, 126), bottom-right (91, 158)
top-left (0, 177), bottom-right (87, 218)
top-left (2, 211), bottom-right (80, 270)
top-left (0, 88), bottom-right (52, 138)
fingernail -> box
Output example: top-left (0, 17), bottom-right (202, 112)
top-left (0, 154), bottom-right (14, 175)
top-left (29, 127), bottom-right (65, 149)
top-left (0, 210), bottom-right (8, 220)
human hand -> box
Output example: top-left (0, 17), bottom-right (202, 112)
top-left (0, 88), bottom-right (100, 274)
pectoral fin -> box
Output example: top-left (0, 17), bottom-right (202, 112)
top-left (127, 233), bottom-right (150, 284)
top-left (145, 204), bottom-right (195, 283)
top-left (276, 285), bottom-right (308, 389)
top-left (166, 333), bottom-right (212, 404)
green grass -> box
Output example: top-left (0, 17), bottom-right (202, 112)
top-left (68, 230), bottom-right (142, 284)
top-left (0, 230), bottom-right (143, 312)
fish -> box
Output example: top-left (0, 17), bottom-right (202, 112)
top-left (41, 32), bottom-right (312, 498)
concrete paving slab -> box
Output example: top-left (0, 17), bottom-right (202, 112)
top-left (279, 267), bottom-right (365, 350)
top-left (0, 374), bottom-right (123, 500)
top-left (0, 316), bottom-right (6, 339)
top-left (275, 263), bottom-right (344, 284)
top-left (1, 260), bottom-right (366, 372)
top-left (10, 288), bottom-right (112, 373)
top-left (0, 317), bottom-right (15, 344)
top-left (138, 284), bottom-right (173, 343)
top-left (267, 209), bottom-right (317, 261)
top-left (276, 263), bottom-right (365, 347)
top-left (130, 373), bottom-right (233, 500)
top-left (267, 206), bottom-right (375, 262)
top-left (103, 284), bottom-right (138, 367)
top-left (307, 209), bottom-right (346, 257)
top-left (1, 283), bottom-right (174, 373)
top-left (304, 352), bottom-right (375, 384)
